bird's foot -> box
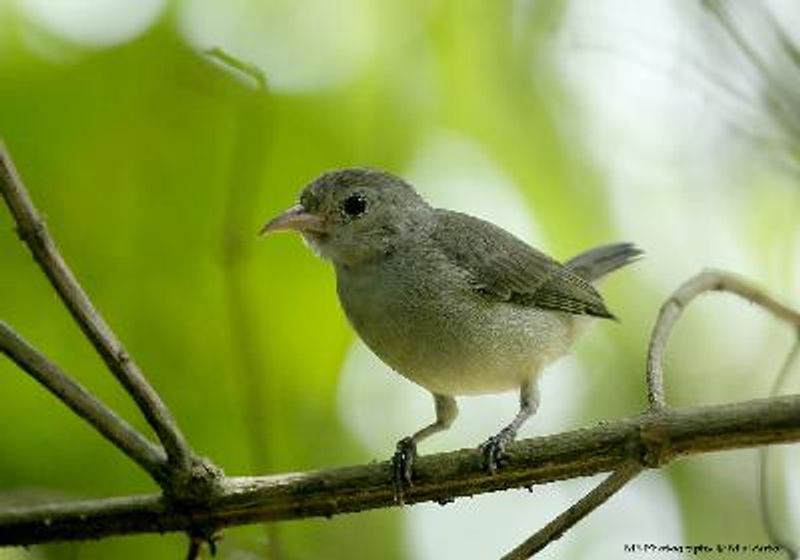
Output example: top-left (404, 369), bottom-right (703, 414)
top-left (392, 437), bottom-right (417, 504)
top-left (479, 429), bottom-right (515, 474)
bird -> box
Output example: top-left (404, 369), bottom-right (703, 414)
top-left (260, 168), bottom-right (641, 494)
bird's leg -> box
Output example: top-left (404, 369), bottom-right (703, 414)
top-left (392, 393), bottom-right (458, 501)
top-left (480, 379), bottom-right (540, 474)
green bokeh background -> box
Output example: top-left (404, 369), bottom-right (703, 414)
top-left (1, 1), bottom-right (798, 559)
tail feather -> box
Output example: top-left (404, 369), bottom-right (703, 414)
top-left (565, 242), bottom-right (643, 282)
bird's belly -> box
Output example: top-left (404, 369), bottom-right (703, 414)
top-left (338, 269), bottom-right (578, 396)
top-left (392, 307), bottom-right (576, 396)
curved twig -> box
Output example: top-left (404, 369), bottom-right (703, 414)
top-left (204, 47), bottom-right (268, 90)
top-left (646, 269), bottom-right (800, 410)
top-left (0, 143), bottom-right (193, 472)
top-left (508, 268), bottom-right (800, 556)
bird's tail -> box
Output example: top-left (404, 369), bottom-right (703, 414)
top-left (565, 243), bottom-right (643, 283)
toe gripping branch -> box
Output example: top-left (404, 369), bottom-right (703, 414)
top-left (392, 437), bottom-right (418, 503)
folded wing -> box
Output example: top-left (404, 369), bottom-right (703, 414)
top-left (432, 210), bottom-right (615, 319)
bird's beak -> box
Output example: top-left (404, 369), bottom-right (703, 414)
top-left (259, 204), bottom-right (326, 236)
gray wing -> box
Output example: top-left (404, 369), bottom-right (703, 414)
top-left (432, 210), bottom-right (615, 319)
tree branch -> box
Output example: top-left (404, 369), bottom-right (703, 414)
top-left (646, 269), bottom-right (800, 410)
top-left (0, 143), bottom-right (193, 472)
top-left (0, 321), bottom-right (168, 482)
top-left (1, 394), bottom-right (798, 546)
top-left (501, 462), bottom-right (644, 560)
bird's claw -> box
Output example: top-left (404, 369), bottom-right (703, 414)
top-left (479, 431), bottom-right (512, 474)
top-left (392, 437), bottom-right (417, 504)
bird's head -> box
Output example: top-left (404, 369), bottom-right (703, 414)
top-left (261, 168), bottom-right (431, 267)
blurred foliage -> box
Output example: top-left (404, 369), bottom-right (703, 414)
top-left (0, 1), bottom-right (798, 559)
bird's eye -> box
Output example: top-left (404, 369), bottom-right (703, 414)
top-left (342, 193), bottom-right (368, 218)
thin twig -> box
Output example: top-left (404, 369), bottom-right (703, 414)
top-left (210, 47), bottom-right (285, 559)
top-left (1, 394), bottom-right (798, 545)
top-left (760, 332), bottom-right (800, 560)
top-left (214, 50), bottom-right (271, 473)
top-left (646, 269), bottom-right (800, 410)
top-left (0, 143), bottom-right (193, 472)
top-left (501, 463), bottom-right (644, 560)
top-left (204, 48), bottom-right (267, 90)
top-left (0, 321), bottom-right (168, 482)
